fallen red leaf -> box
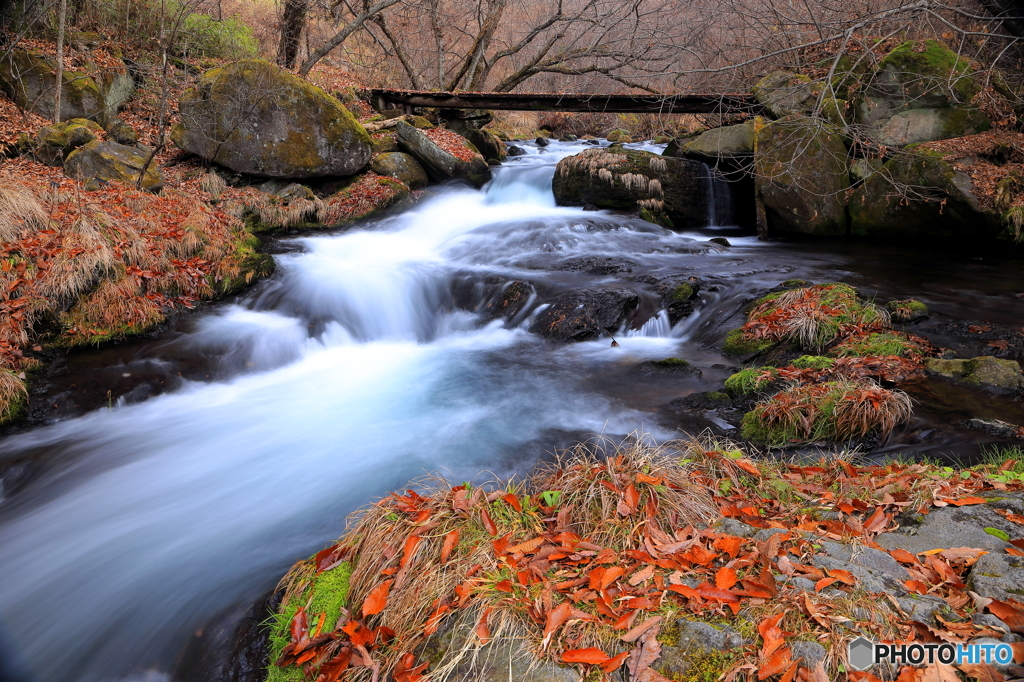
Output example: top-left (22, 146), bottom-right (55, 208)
top-left (481, 508), bottom-right (498, 536)
top-left (441, 529), bottom-right (459, 563)
top-left (362, 580), bottom-right (392, 617)
top-left (561, 647), bottom-right (611, 665)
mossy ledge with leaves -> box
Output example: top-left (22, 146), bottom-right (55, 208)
top-left (264, 436), bottom-right (1024, 682)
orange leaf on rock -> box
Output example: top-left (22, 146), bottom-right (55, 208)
top-left (441, 529), bottom-right (459, 563)
top-left (561, 647), bottom-right (611, 665)
top-left (758, 646), bottom-right (792, 680)
top-left (815, 577), bottom-right (837, 592)
top-left (987, 600), bottom-right (1024, 633)
top-left (827, 569), bottom-right (857, 585)
top-left (542, 601), bottom-right (573, 648)
top-left (362, 580), bottom-right (392, 617)
top-left (475, 606), bottom-right (492, 644)
top-left (945, 496), bottom-right (988, 506)
top-left (713, 535), bottom-right (743, 558)
top-left (758, 613), bottom-right (785, 660)
top-left (889, 548), bottom-right (919, 564)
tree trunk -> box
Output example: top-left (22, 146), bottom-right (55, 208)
top-left (54, 0), bottom-right (67, 122)
top-left (277, 0), bottom-right (309, 69)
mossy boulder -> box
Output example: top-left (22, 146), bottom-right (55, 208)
top-left (0, 49), bottom-right (133, 124)
top-left (32, 119), bottom-right (100, 166)
top-left (370, 130), bottom-right (399, 154)
top-left (887, 299), bottom-right (929, 323)
top-left (395, 121), bottom-right (491, 187)
top-left (462, 127), bottom-right (507, 163)
top-left (754, 117), bottom-right (850, 236)
top-left (64, 140), bottom-right (164, 191)
top-left (924, 356), bottom-right (1024, 393)
top-left (370, 152), bottom-right (429, 189)
top-left (674, 122), bottom-right (754, 162)
top-left (847, 148), bottom-right (1002, 241)
top-left (171, 59), bottom-right (371, 178)
top-left (552, 146), bottom-right (710, 228)
top-left (104, 117), bottom-right (138, 146)
top-left (722, 328), bottom-right (776, 356)
top-left (754, 71), bottom-right (827, 119)
top-left (855, 39), bottom-right (990, 145)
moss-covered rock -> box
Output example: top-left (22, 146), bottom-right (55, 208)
top-left (754, 71), bottom-right (828, 120)
top-left (64, 140), bottom-right (164, 191)
top-left (792, 355), bottom-right (836, 370)
top-left (924, 356), bottom-right (1024, 393)
top-left (370, 152), bottom-right (428, 189)
top-left (370, 130), bottom-right (399, 154)
top-left (854, 39), bottom-right (990, 145)
top-left (886, 299), bottom-right (929, 323)
top-left (722, 328), bottom-right (776, 356)
top-left (395, 122), bottom-right (491, 188)
top-left (172, 60), bottom-right (371, 178)
top-left (724, 367), bottom-right (780, 395)
top-left (552, 147), bottom-right (710, 228)
top-left (754, 116), bottom-right (850, 236)
top-left (847, 148), bottom-right (1002, 241)
top-left (32, 120), bottom-right (98, 166)
top-left (830, 331), bottom-right (926, 358)
top-left (104, 117), bottom-right (138, 146)
top-left (0, 49), bottom-right (133, 124)
top-left (675, 122), bottom-right (754, 162)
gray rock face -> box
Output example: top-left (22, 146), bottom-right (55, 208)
top-left (790, 641), bottom-right (827, 668)
top-left (754, 117), bottom-right (850, 236)
top-left (64, 140), bottom-right (163, 191)
top-left (712, 518), bottom-right (757, 537)
top-left (657, 620), bottom-right (749, 678)
top-left (395, 122), bottom-right (491, 188)
top-left (172, 60), bottom-right (371, 178)
top-left (257, 179), bottom-right (315, 202)
top-left (0, 49), bottom-right (134, 124)
top-left (872, 107), bottom-right (990, 146)
top-left (924, 357), bottom-right (1024, 393)
top-left (811, 555), bottom-right (907, 596)
top-left (969, 553), bottom-right (1024, 602)
top-left (370, 152), bottom-right (429, 189)
top-left (104, 118), bottom-right (138, 146)
top-left (677, 122), bottom-right (754, 161)
top-left (529, 288), bottom-right (640, 342)
top-left (753, 71), bottom-right (827, 119)
top-left (818, 541), bottom-right (910, 582)
top-left (875, 503), bottom-right (1024, 555)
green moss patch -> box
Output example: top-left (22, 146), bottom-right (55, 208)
top-left (724, 367), bottom-right (779, 395)
top-left (830, 331), bottom-right (926, 358)
top-left (722, 328), bottom-right (776, 356)
top-left (791, 355), bottom-right (835, 370)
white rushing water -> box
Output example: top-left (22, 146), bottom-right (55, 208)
top-left (0, 142), bottom-right (713, 682)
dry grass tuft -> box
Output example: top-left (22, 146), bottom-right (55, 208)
top-left (37, 217), bottom-right (116, 301)
top-left (0, 369), bottom-right (27, 421)
top-left (0, 182), bottom-right (50, 243)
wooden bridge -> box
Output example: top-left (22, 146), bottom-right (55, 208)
top-left (368, 89), bottom-right (757, 114)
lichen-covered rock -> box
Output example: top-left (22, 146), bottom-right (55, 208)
top-left (529, 288), bottom-right (640, 342)
top-left (104, 117), bottom-right (138, 146)
top-left (64, 140), bottom-right (164, 191)
top-left (447, 115), bottom-right (507, 162)
top-left (754, 117), bottom-right (850, 236)
top-left (753, 71), bottom-right (821, 119)
top-left (924, 356), bottom-right (1024, 393)
top-left (674, 122), bottom-right (754, 161)
top-left (848, 149), bottom-right (1002, 240)
top-left (969, 553), bottom-right (1024, 602)
top-left (395, 122), bottom-right (491, 187)
top-left (171, 60), bottom-right (371, 178)
top-left (876, 500), bottom-right (1024, 554)
top-left (855, 39), bottom-right (990, 145)
top-left (32, 119), bottom-right (100, 166)
top-left (370, 152), bottom-right (429, 189)
top-left (0, 49), bottom-right (133, 124)
top-left (370, 131), bottom-right (399, 154)
top-left (655, 619), bottom-right (749, 680)
top-left (552, 147), bottom-right (710, 228)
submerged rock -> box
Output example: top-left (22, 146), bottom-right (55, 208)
top-left (172, 60), bottom-right (371, 178)
top-left (529, 288), bottom-right (640, 342)
top-left (924, 356), bottom-right (1024, 393)
top-left (754, 117), bottom-right (850, 236)
top-left (552, 147), bottom-right (709, 228)
top-left (64, 140), bottom-right (163, 191)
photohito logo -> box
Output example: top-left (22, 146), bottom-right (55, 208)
top-left (847, 637), bottom-right (1014, 671)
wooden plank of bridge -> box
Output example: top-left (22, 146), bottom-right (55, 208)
top-left (369, 89), bottom-right (757, 114)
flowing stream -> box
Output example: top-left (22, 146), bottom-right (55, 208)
top-left (1, 141), bottom-right (1023, 682)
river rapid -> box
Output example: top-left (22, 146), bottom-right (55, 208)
top-left (0, 141), bottom-right (1023, 682)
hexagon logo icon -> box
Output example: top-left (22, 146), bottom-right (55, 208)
top-left (848, 637), bottom-right (875, 671)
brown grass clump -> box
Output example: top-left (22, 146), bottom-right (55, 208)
top-left (0, 368), bottom-right (28, 421)
top-left (60, 275), bottom-right (165, 342)
top-left (269, 435), bottom-right (717, 682)
top-left (0, 182), bottom-right (50, 243)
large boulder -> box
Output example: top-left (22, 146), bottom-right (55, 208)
top-left (0, 49), bottom-right (134, 124)
top-left (529, 288), bottom-right (640, 342)
top-left (64, 140), bottom-right (164, 191)
top-left (395, 122), bottom-right (491, 187)
top-left (31, 118), bottom-right (102, 166)
top-left (754, 117), bottom-right (850, 236)
top-left (753, 71), bottom-right (842, 121)
top-left (855, 39), bottom-right (990, 144)
top-left (924, 356), bottom-right (1024, 393)
top-left (446, 112), bottom-right (507, 162)
top-left (370, 152), bottom-right (429, 189)
top-left (171, 60), bottom-right (371, 178)
top-left (671, 122), bottom-right (754, 162)
top-left (848, 148), bottom-right (1002, 240)
top-left (552, 146), bottom-right (710, 228)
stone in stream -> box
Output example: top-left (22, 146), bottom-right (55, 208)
top-left (847, 148), bottom-right (1002, 241)
top-left (172, 60), bottom-right (371, 178)
top-left (64, 139), bottom-right (164, 191)
top-left (395, 121), bottom-right (492, 188)
top-left (506, 145), bottom-right (527, 157)
top-left (370, 151), bottom-right (429, 189)
top-left (667, 122), bottom-right (754, 163)
top-left (923, 356), bottom-right (1024, 393)
top-left (529, 288), bottom-right (640, 342)
top-left (552, 146), bottom-right (710, 229)
top-left (754, 116), bottom-right (850, 236)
